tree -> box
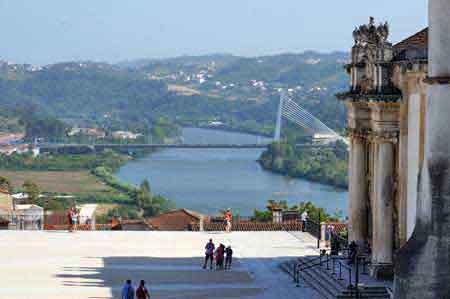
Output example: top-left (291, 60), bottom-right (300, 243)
top-left (140, 179), bottom-right (152, 198)
top-left (0, 176), bottom-right (11, 192)
top-left (22, 180), bottom-right (40, 204)
top-left (135, 179), bottom-right (152, 210)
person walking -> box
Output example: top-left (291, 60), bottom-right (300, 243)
top-left (215, 243), bottom-right (225, 270)
top-left (136, 280), bottom-right (150, 299)
top-left (67, 208), bottom-right (73, 232)
top-left (325, 225), bottom-right (332, 248)
top-left (301, 210), bottom-right (308, 232)
top-left (121, 279), bottom-right (135, 299)
top-left (203, 239), bottom-right (215, 270)
top-left (225, 209), bottom-right (233, 232)
top-left (225, 246), bottom-right (233, 270)
top-left (71, 207), bottom-right (78, 231)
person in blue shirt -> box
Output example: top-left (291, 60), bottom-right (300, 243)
top-left (122, 279), bottom-right (135, 299)
top-left (203, 239), bottom-right (215, 270)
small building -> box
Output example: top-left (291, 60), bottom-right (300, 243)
top-left (147, 209), bottom-right (204, 231)
top-left (77, 204), bottom-right (97, 230)
top-left (0, 189), bottom-right (13, 229)
top-left (112, 131), bottom-right (142, 140)
top-left (15, 204), bottom-right (44, 230)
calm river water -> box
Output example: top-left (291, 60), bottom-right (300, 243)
top-left (117, 127), bottom-right (348, 216)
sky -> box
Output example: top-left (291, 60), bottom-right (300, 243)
top-left (0, 0), bottom-right (427, 65)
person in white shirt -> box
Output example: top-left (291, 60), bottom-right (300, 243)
top-left (301, 210), bottom-right (308, 232)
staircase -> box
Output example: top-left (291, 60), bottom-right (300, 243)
top-left (280, 256), bottom-right (391, 299)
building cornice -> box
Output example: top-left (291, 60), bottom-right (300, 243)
top-left (369, 131), bottom-right (399, 144)
top-left (347, 128), bottom-right (369, 140)
top-left (424, 76), bottom-right (450, 85)
top-left (367, 101), bottom-right (401, 111)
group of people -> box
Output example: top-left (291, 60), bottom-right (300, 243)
top-left (203, 239), bottom-right (233, 270)
top-left (122, 279), bottom-right (150, 299)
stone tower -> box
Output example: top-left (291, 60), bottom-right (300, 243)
top-left (339, 17), bottom-right (402, 278)
top-left (394, 0), bottom-right (450, 298)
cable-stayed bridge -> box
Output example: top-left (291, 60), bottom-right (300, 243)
top-left (40, 93), bottom-right (346, 151)
top-left (275, 92), bottom-right (347, 144)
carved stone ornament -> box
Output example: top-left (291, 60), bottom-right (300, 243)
top-left (353, 17), bottom-right (389, 46)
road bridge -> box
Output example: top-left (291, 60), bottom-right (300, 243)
top-left (39, 143), bottom-right (334, 152)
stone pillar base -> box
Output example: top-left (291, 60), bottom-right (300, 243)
top-left (370, 263), bottom-right (394, 280)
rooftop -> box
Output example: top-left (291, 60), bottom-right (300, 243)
top-left (0, 231), bottom-right (320, 299)
top-left (393, 27), bottom-right (428, 61)
top-left (147, 209), bottom-right (204, 231)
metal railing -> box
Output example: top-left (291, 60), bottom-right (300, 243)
top-left (293, 251), bottom-right (327, 286)
top-left (294, 250), bottom-right (371, 298)
top-left (304, 212), bottom-right (322, 248)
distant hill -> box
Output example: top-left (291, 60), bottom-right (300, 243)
top-left (118, 53), bottom-right (239, 69)
top-left (0, 51), bottom-right (349, 137)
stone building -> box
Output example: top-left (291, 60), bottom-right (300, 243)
top-left (338, 18), bottom-right (428, 277)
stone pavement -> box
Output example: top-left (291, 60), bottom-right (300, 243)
top-left (0, 231), bottom-right (321, 299)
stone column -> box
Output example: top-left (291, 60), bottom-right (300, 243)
top-left (371, 136), bottom-right (395, 272)
top-left (348, 133), bottom-right (368, 245)
top-left (394, 1), bottom-right (450, 298)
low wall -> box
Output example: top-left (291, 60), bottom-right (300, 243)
top-left (191, 221), bottom-right (303, 232)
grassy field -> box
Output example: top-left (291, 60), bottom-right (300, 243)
top-left (0, 170), bottom-right (110, 194)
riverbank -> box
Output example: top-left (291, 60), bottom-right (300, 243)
top-left (0, 151), bottom-right (174, 219)
top-left (258, 142), bottom-right (348, 190)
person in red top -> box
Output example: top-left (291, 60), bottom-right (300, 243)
top-left (67, 207), bottom-right (74, 232)
top-left (215, 244), bottom-right (225, 270)
top-left (225, 209), bottom-right (233, 232)
top-left (136, 280), bottom-right (149, 299)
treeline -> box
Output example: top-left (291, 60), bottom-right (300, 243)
top-left (259, 141), bottom-right (348, 188)
top-left (0, 151), bottom-right (128, 172)
top-left (252, 200), bottom-right (344, 223)
top-left (92, 166), bottom-right (175, 218)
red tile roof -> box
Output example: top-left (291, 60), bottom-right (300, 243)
top-left (147, 209), bottom-right (203, 231)
top-left (0, 188), bottom-right (10, 195)
top-left (393, 28), bottom-right (428, 62)
top-left (394, 27), bottom-right (428, 51)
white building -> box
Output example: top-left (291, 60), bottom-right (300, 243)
top-left (15, 204), bottom-right (44, 230)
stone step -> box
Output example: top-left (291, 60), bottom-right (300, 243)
top-left (281, 257), bottom-right (345, 299)
top-left (338, 287), bottom-right (391, 299)
top-left (279, 261), bottom-right (335, 299)
top-left (281, 257), bottom-right (392, 299)
top-left (337, 295), bottom-right (390, 299)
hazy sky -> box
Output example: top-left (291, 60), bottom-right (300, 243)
top-left (0, 0), bottom-right (427, 65)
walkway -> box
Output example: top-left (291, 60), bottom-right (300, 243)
top-left (0, 231), bottom-right (321, 299)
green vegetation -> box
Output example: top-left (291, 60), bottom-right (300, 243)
top-left (0, 52), bottom-right (348, 138)
top-left (0, 176), bottom-right (11, 192)
top-left (259, 140), bottom-right (348, 188)
top-left (0, 151), bottom-right (128, 171)
top-left (252, 200), bottom-right (344, 223)
top-left (20, 114), bottom-right (69, 141)
top-left (0, 150), bottom-right (174, 220)
top-left (92, 167), bottom-right (175, 219)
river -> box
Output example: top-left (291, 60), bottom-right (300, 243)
top-left (117, 127), bottom-right (348, 216)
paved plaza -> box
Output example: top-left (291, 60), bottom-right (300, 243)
top-left (0, 231), bottom-right (320, 299)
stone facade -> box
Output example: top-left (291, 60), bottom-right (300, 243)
top-left (338, 18), bottom-right (428, 278)
top-left (394, 1), bottom-right (450, 297)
